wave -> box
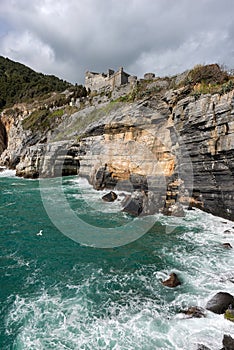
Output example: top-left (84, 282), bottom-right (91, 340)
top-left (2, 177), bottom-right (234, 349)
top-left (0, 168), bottom-right (16, 177)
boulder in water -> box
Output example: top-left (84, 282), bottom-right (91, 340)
top-left (221, 334), bottom-right (234, 350)
top-left (102, 191), bottom-right (117, 202)
top-left (206, 292), bottom-right (234, 314)
top-left (122, 191), bottom-right (144, 216)
top-left (162, 273), bottom-right (181, 288)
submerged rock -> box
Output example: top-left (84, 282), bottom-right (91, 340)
top-left (206, 292), bottom-right (234, 314)
top-left (162, 202), bottom-right (185, 217)
top-left (102, 191), bottom-right (117, 202)
top-left (221, 334), bottom-right (234, 350)
top-left (222, 243), bottom-right (233, 249)
top-left (162, 273), bottom-right (181, 288)
top-left (197, 345), bottom-right (211, 350)
top-left (181, 306), bottom-right (206, 318)
top-left (224, 230), bottom-right (233, 234)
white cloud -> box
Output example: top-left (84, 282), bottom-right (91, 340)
top-left (0, 0), bottom-right (233, 83)
top-left (1, 31), bottom-right (55, 71)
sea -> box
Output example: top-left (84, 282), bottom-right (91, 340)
top-left (0, 169), bottom-right (234, 350)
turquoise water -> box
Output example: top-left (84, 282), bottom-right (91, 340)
top-left (0, 170), bottom-right (234, 349)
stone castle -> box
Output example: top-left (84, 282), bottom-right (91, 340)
top-left (85, 67), bottom-right (140, 92)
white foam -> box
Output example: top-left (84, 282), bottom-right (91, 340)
top-left (4, 204), bottom-right (234, 349)
top-left (0, 168), bottom-right (16, 177)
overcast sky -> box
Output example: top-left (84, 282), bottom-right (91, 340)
top-left (0, 0), bottom-right (234, 84)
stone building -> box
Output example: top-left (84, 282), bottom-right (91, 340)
top-left (85, 67), bottom-right (132, 92)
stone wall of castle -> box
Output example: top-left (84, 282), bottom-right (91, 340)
top-left (85, 67), bottom-right (130, 92)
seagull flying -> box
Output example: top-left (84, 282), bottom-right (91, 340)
top-left (36, 230), bottom-right (43, 236)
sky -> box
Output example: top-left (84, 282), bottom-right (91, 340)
top-left (0, 0), bottom-right (234, 84)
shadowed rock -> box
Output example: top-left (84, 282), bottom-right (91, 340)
top-left (206, 292), bottom-right (234, 314)
top-left (221, 334), bottom-right (234, 350)
top-left (102, 191), bottom-right (117, 202)
top-left (122, 191), bottom-right (144, 216)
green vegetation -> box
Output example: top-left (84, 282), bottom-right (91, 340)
top-left (22, 108), bottom-right (67, 132)
top-left (188, 64), bottom-right (229, 85)
top-left (115, 80), bottom-right (163, 103)
top-left (22, 104), bottom-right (81, 133)
top-left (192, 78), bottom-right (234, 99)
top-left (0, 56), bottom-right (71, 110)
top-left (224, 309), bottom-right (234, 322)
top-left (54, 101), bottom-right (124, 141)
top-left (174, 63), bottom-right (234, 99)
top-left (22, 108), bottom-right (61, 132)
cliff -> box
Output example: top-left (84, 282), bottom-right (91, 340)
top-left (0, 64), bottom-right (234, 221)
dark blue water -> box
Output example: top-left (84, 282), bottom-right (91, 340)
top-left (1, 171), bottom-right (234, 349)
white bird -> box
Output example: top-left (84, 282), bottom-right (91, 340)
top-left (36, 230), bottom-right (43, 236)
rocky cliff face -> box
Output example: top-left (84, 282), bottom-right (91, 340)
top-left (169, 90), bottom-right (234, 220)
top-left (0, 81), bottom-right (233, 221)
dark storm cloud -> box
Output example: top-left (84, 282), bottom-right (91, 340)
top-left (0, 0), bottom-right (233, 83)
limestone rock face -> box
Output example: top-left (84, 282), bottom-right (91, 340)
top-left (15, 142), bottom-right (80, 178)
top-left (171, 91), bottom-right (234, 220)
top-left (0, 109), bottom-right (33, 168)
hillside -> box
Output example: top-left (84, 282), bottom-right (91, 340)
top-left (0, 56), bottom-right (72, 110)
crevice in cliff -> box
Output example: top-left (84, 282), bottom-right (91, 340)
top-left (0, 118), bottom-right (7, 155)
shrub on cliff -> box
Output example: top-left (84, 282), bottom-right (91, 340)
top-left (189, 64), bottom-right (229, 85)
